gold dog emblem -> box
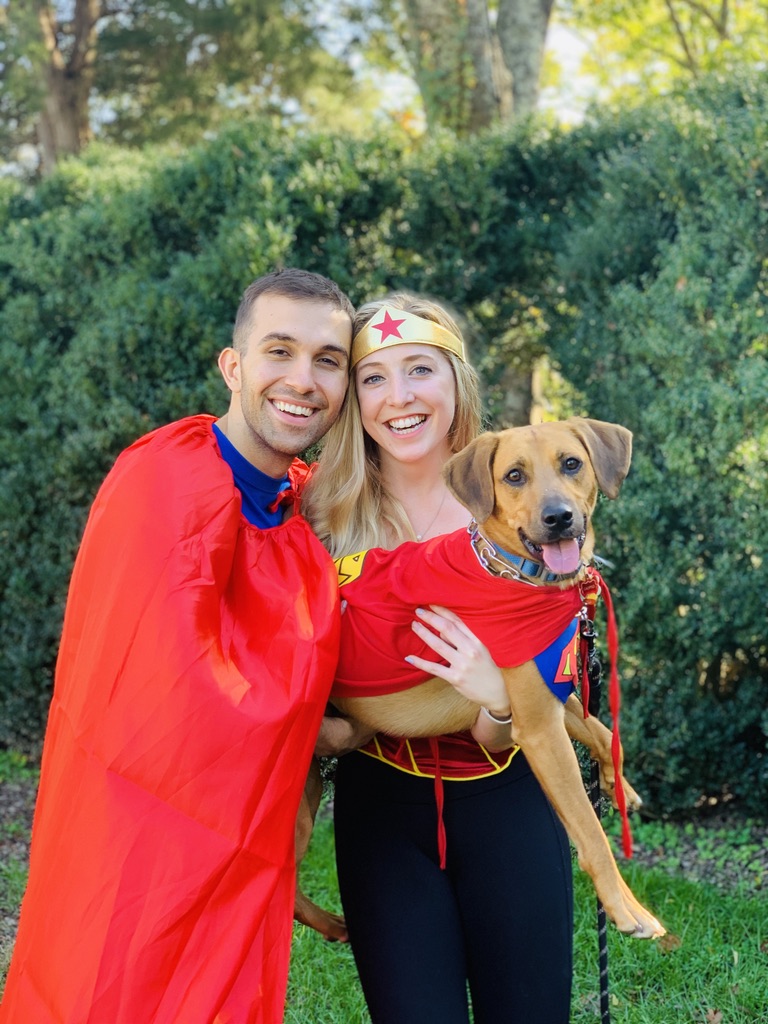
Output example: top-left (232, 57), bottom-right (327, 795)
top-left (335, 551), bottom-right (368, 587)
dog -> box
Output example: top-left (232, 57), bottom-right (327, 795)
top-left (295, 418), bottom-right (664, 941)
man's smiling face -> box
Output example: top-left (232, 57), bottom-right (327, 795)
top-left (219, 293), bottom-right (352, 476)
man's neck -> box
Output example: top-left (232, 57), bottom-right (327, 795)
top-left (215, 415), bottom-right (293, 479)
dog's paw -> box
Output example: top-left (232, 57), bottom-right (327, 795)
top-left (609, 878), bottom-right (665, 940)
top-left (620, 777), bottom-right (643, 812)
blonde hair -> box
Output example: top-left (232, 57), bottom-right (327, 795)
top-left (303, 292), bottom-right (482, 558)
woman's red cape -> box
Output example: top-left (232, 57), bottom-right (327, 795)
top-left (0, 416), bottom-right (340, 1024)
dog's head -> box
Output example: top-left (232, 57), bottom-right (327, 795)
top-left (444, 418), bottom-right (632, 582)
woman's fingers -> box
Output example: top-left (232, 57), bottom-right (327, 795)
top-left (410, 619), bottom-right (462, 664)
top-left (404, 651), bottom-right (456, 681)
top-left (416, 605), bottom-right (472, 641)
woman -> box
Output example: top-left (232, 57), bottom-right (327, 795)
top-left (304, 293), bottom-right (573, 1024)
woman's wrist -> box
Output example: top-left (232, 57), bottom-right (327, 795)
top-left (481, 706), bottom-right (512, 725)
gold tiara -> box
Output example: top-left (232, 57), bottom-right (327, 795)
top-left (351, 305), bottom-right (466, 368)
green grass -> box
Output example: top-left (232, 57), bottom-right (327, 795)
top-left (2, 765), bottom-right (767, 1021)
top-left (0, 752), bottom-right (39, 984)
top-left (289, 806), bottom-right (768, 1024)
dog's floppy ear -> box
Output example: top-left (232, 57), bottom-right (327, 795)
top-left (568, 418), bottom-right (633, 499)
top-left (443, 432), bottom-right (499, 523)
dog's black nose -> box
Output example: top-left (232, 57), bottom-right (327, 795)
top-left (542, 504), bottom-right (574, 532)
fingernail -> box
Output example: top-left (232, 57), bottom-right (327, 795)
top-left (415, 608), bottom-right (426, 617)
top-left (404, 656), bottom-right (414, 664)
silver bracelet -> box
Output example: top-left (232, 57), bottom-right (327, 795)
top-left (481, 706), bottom-right (512, 725)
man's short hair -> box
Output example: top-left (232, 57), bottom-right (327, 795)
top-left (233, 268), bottom-right (355, 353)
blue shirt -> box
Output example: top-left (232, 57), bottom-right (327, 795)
top-left (212, 423), bottom-right (291, 528)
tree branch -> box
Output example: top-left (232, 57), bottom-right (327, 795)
top-left (663, 0), bottom-right (698, 70)
top-left (682, 0), bottom-right (730, 38)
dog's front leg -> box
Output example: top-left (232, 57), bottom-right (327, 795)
top-left (504, 664), bottom-right (664, 939)
top-left (563, 695), bottom-right (642, 811)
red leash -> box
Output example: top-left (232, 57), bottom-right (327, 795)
top-left (580, 569), bottom-right (633, 859)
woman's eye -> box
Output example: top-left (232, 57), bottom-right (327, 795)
top-left (411, 365), bottom-right (433, 375)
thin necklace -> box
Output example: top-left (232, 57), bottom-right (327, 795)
top-left (413, 488), bottom-right (447, 541)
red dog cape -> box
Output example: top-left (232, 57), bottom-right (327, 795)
top-left (333, 530), bottom-right (584, 697)
top-left (334, 531), bottom-right (633, 860)
top-left (1, 416), bottom-right (340, 1024)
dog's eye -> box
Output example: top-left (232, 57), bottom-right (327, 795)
top-left (563, 457), bottom-right (582, 473)
top-left (505, 468), bottom-right (525, 485)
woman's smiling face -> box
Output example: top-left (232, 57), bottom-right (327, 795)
top-left (355, 343), bottom-right (457, 465)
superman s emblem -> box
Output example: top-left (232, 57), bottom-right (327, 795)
top-left (335, 550), bottom-right (368, 587)
top-left (554, 630), bottom-right (579, 684)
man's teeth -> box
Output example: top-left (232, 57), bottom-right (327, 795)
top-left (274, 401), bottom-right (313, 417)
top-left (388, 415), bottom-right (426, 432)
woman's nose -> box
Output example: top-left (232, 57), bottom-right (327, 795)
top-left (387, 375), bottom-right (414, 406)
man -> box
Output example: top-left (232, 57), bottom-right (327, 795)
top-left (0, 269), bottom-right (354, 1024)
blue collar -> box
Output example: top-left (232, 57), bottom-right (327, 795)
top-left (467, 520), bottom-right (582, 586)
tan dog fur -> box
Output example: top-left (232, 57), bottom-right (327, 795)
top-left (297, 418), bottom-right (664, 941)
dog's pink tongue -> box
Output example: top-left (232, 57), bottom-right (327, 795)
top-left (541, 539), bottom-right (581, 574)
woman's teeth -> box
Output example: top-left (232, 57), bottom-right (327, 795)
top-left (387, 415), bottom-right (426, 434)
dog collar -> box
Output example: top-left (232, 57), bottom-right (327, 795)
top-left (467, 520), bottom-right (583, 586)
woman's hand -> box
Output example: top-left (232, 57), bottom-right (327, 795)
top-left (405, 605), bottom-right (515, 751)
top-left (406, 605), bottom-right (510, 712)
top-left (403, 602), bottom-right (518, 757)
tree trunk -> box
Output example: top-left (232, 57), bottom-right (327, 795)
top-left (496, 0), bottom-right (555, 117)
top-left (400, 0), bottom-right (518, 133)
top-left (464, 0), bottom-right (511, 128)
top-left (495, 365), bottom-right (534, 426)
top-left (35, 0), bottom-right (102, 174)
top-left (397, 0), bottom-right (554, 131)
top-left (400, 0), bottom-right (467, 132)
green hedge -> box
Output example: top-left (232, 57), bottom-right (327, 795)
top-left (0, 74), bottom-right (765, 815)
top-left (548, 73), bottom-right (768, 814)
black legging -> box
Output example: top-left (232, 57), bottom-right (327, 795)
top-left (334, 750), bottom-right (573, 1024)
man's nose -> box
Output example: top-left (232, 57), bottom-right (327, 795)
top-left (284, 357), bottom-right (317, 394)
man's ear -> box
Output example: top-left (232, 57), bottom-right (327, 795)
top-left (218, 347), bottom-right (241, 394)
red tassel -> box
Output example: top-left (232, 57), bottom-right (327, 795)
top-left (597, 576), bottom-right (633, 859)
top-left (429, 737), bottom-right (448, 870)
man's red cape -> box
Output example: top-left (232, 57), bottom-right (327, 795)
top-left (0, 416), bottom-right (340, 1024)
top-left (333, 531), bottom-right (583, 698)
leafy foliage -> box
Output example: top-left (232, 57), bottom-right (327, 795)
top-left (0, 0), bottom-right (357, 168)
top-left (561, 0), bottom-right (768, 101)
top-left (549, 72), bottom-right (768, 814)
top-left (94, 0), bottom-right (356, 146)
top-left (0, 73), bottom-right (765, 817)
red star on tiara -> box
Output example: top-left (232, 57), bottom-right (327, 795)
top-left (371, 310), bottom-right (406, 343)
